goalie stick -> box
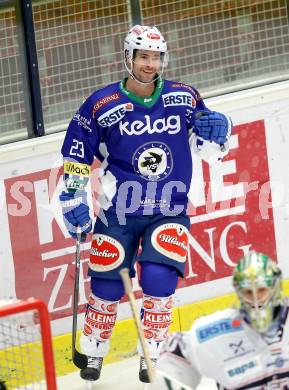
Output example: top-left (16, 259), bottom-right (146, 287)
top-left (72, 232), bottom-right (88, 369)
top-left (120, 268), bottom-right (155, 383)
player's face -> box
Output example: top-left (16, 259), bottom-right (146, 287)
top-left (241, 285), bottom-right (271, 306)
top-left (132, 50), bottom-right (162, 83)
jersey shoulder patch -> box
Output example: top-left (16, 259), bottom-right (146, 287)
top-left (89, 82), bottom-right (124, 119)
top-left (162, 79), bottom-right (201, 108)
top-left (89, 83), bottom-right (133, 129)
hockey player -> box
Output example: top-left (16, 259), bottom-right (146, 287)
top-left (147, 250), bottom-right (289, 389)
top-left (59, 25), bottom-right (232, 383)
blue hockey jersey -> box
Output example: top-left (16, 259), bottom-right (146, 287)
top-left (61, 78), bottom-right (207, 216)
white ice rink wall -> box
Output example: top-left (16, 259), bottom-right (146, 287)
top-left (1, 80), bottom-right (289, 365)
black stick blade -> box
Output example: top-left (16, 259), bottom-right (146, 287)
top-left (73, 349), bottom-right (88, 369)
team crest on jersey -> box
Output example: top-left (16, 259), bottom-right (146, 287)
top-left (151, 223), bottom-right (189, 262)
top-left (132, 142), bottom-right (173, 181)
top-left (89, 234), bottom-right (125, 272)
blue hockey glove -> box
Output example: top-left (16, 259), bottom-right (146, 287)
top-left (194, 110), bottom-right (232, 145)
top-left (59, 191), bottom-right (92, 241)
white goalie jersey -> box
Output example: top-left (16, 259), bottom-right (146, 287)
top-left (146, 304), bottom-right (289, 389)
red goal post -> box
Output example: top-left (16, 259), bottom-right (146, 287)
top-left (0, 298), bottom-right (57, 389)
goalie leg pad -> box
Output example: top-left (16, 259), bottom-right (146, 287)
top-left (138, 294), bottom-right (173, 359)
top-left (80, 293), bottom-right (119, 358)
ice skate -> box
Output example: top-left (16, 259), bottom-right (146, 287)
top-left (80, 356), bottom-right (103, 381)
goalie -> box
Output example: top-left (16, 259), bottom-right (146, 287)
top-left (146, 251), bottom-right (289, 389)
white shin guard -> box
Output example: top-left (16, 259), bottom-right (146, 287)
top-left (137, 294), bottom-right (173, 360)
top-left (80, 293), bottom-right (119, 358)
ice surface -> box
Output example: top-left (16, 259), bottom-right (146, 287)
top-left (57, 355), bottom-right (217, 390)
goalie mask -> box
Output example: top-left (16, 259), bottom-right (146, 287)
top-left (123, 25), bottom-right (168, 84)
top-left (233, 251), bottom-right (283, 333)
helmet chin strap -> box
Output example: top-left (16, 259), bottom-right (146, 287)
top-left (130, 71), bottom-right (160, 85)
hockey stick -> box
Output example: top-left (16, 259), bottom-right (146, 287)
top-left (119, 268), bottom-right (155, 383)
top-left (72, 232), bottom-right (88, 369)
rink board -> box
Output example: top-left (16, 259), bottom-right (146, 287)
top-left (1, 81), bottom-right (289, 379)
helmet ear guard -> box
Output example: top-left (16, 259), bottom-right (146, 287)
top-left (161, 51), bottom-right (169, 68)
top-left (124, 49), bottom-right (133, 69)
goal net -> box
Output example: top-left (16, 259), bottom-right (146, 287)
top-left (0, 298), bottom-right (56, 389)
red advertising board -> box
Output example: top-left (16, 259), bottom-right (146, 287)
top-left (5, 120), bottom-right (276, 319)
top-left (181, 119), bottom-right (276, 287)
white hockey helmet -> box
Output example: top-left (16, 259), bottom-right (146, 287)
top-left (123, 25), bottom-right (168, 83)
